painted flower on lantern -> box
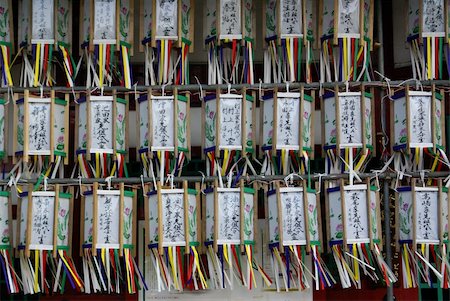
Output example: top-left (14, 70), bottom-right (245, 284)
top-left (57, 136), bottom-right (64, 144)
top-left (370, 201), bottom-right (376, 210)
top-left (59, 6), bottom-right (65, 15)
top-left (436, 109), bottom-right (441, 118)
top-left (304, 111), bottom-right (309, 119)
top-left (189, 205), bottom-right (194, 214)
top-left (179, 112), bottom-right (185, 120)
top-left (182, 3), bottom-right (188, 12)
top-left (117, 114), bottom-right (124, 123)
top-left (0, 7), bottom-right (5, 15)
top-left (246, 1), bottom-right (251, 10)
top-left (309, 204), bottom-right (314, 213)
top-left (403, 202), bottom-right (409, 211)
top-left (365, 108), bottom-right (370, 117)
top-left (59, 208), bottom-right (66, 217)
top-left (124, 207), bottom-right (131, 216)
top-left (121, 6), bottom-right (127, 15)
top-left (245, 204), bottom-right (251, 212)
top-left (209, 111), bottom-right (215, 119)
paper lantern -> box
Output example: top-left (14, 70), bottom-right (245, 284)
top-left (80, 0), bottom-right (134, 88)
top-left (260, 88), bottom-right (315, 175)
top-left (322, 87), bottom-right (374, 177)
top-left (17, 187), bottom-right (81, 294)
top-left (0, 191), bottom-right (19, 294)
top-left (146, 182), bottom-right (206, 291)
top-left (139, 0), bottom-right (194, 85)
top-left (326, 180), bottom-right (396, 288)
top-left (203, 0), bottom-right (254, 84)
top-left (319, 0), bottom-right (374, 82)
top-left (263, 0), bottom-right (316, 83)
top-left (395, 182), bottom-right (445, 288)
top-left (267, 181), bottom-right (332, 291)
top-left (406, 0), bottom-right (446, 79)
top-left (13, 90), bottom-right (69, 177)
top-left (0, 0), bottom-right (14, 86)
top-left (137, 91), bottom-right (190, 179)
top-left (203, 180), bottom-right (268, 290)
top-left (81, 182), bottom-right (144, 294)
top-left (17, 0), bottom-right (73, 87)
top-left (202, 90), bottom-right (255, 177)
top-left (75, 94), bottom-right (128, 178)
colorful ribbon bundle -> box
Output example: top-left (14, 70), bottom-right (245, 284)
top-left (267, 181), bottom-right (334, 291)
top-left (319, 0), bottom-right (374, 83)
top-left (263, 0), bottom-right (315, 84)
top-left (407, 0), bottom-right (446, 80)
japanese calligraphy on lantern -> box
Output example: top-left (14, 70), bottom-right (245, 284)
top-left (96, 191), bottom-right (120, 248)
top-left (409, 92), bottom-right (432, 147)
top-left (398, 188), bottom-right (413, 241)
top-left (122, 192), bottom-right (133, 246)
top-left (422, 0), bottom-right (444, 36)
top-left (155, 0), bottom-right (178, 39)
top-left (338, 92), bottom-right (362, 148)
top-left (89, 96), bottom-right (113, 153)
top-left (337, 0), bottom-right (360, 37)
top-left (280, 188), bottom-right (306, 245)
top-left (242, 190), bottom-right (254, 243)
top-left (217, 189), bottom-right (240, 244)
top-left (32, 0), bottom-right (55, 43)
top-left (94, 0), bottom-right (116, 43)
top-left (0, 192), bottom-right (10, 247)
top-left (30, 192), bottom-right (55, 250)
top-left (161, 190), bottom-right (185, 246)
top-left (279, 0), bottom-right (303, 37)
top-left (56, 195), bottom-right (70, 247)
top-left (276, 93), bottom-right (300, 149)
top-left (267, 190), bottom-right (279, 244)
top-left (219, 94), bottom-right (242, 150)
top-left (327, 187), bottom-right (343, 242)
top-left (219, 0), bottom-right (242, 39)
top-left (415, 187), bottom-right (439, 243)
top-left (28, 99), bottom-right (51, 155)
top-left (344, 186), bottom-right (369, 243)
top-left (151, 96), bottom-right (175, 151)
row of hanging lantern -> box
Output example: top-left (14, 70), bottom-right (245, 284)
top-left (2, 0), bottom-right (450, 89)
